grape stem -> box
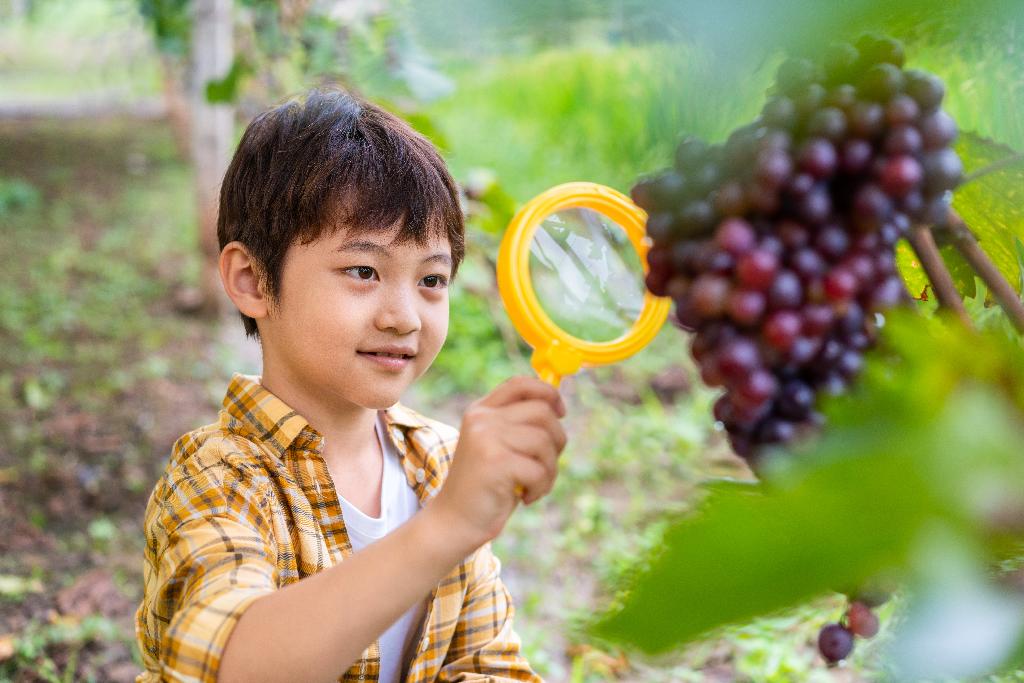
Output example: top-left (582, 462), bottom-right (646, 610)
top-left (942, 210), bottom-right (1024, 334)
top-left (962, 152), bottom-right (1024, 185)
top-left (906, 224), bottom-right (974, 327)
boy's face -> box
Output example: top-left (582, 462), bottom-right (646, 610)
top-left (259, 224), bottom-right (452, 412)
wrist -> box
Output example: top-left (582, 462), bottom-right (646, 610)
top-left (419, 496), bottom-right (486, 561)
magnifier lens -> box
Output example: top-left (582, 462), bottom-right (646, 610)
top-left (528, 207), bottom-right (646, 343)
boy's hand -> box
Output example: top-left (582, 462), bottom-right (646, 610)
top-left (428, 376), bottom-right (567, 553)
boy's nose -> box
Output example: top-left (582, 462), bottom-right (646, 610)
top-left (375, 288), bottom-right (421, 335)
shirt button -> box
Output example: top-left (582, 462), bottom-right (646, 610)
top-left (415, 468), bottom-right (426, 483)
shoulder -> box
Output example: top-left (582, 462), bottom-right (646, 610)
top-left (146, 422), bottom-right (277, 534)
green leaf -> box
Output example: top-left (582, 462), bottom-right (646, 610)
top-left (205, 57), bottom-right (250, 104)
top-left (586, 313), bottom-right (1024, 656)
top-left (952, 133), bottom-right (1024, 294)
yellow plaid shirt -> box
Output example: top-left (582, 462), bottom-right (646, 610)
top-left (136, 373), bottom-right (541, 683)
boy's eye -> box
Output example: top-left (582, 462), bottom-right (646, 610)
top-left (343, 266), bottom-right (378, 281)
top-left (421, 274), bottom-right (449, 289)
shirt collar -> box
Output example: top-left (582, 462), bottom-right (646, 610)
top-left (220, 373), bottom-right (428, 458)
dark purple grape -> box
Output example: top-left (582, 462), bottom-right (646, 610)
top-left (728, 289), bottom-right (767, 326)
top-left (815, 224), bottom-right (850, 260)
top-left (790, 248), bottom-right (828, 281)
top-left (704, 248), bottom-right (736, 275)
top-left (798, 138), bottom-right (838, 178)
top-left (905, 69), bottom-right (945, 110)
top-left (735, 369), bottom-right (779, 409)
top-left (755, 148), bottom-right (794, 189)
top-left (884, 125), bottom-right (923, 155)
top-left (885, 94), bottom-right (919, 126)
top-left (777, 380), bottom-right (815, 419)
top-left (840, 139), bottom-right (873, 175)
top-left (756, 418), bottom-right (797, 444)
top-left (786, 172), bottom-right (816, 198)
top-left (717, 337), bottom-right (761, 382)
top-left (763, 310), bottom-right (802, 351)
top-left (802, 303), bottom-right (835, 336)
top-left (819, 624), bottom-right (855, 663)
top-left (689, 274), bottom-right (731, 317)
top-left (837, 349), bottom-right (864, 378)
top-left (880, 155), bottom-right (923, 197)
top-left (920, 110), bottom-right (957, 149)
top-left (789, 336), bottom-right (823, 364)
top-left (714, 218), bottom-right (757, 256)
top-left (868, 276), bottom-right (909, 311)
top-left (798, 186), bottom-right (832, 224)
top-left (852, 184), bottom-right (893, 231)
top-left (824, 268), bottom-right (858, 302)
top-left (848, 101), bottom-right (885, 138)
top-left (777, 221), bottom-right (810, 249)
top-left (737, 250), bottom-right (780, 290)
top-left (922, 148), bottom-right (964, 193)
top-left (768, 270), bottom-right (804, 309)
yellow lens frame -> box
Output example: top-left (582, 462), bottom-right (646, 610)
top-left (497, 182), bottom-right (671, 386)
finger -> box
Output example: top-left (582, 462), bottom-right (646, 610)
top-left (480, 376), bottom-right (565, 416)
top-left (509, 455), bottom-right (550, 505)
top-left (501, 425), bottom-right (559, 479)
top-left (498, 400), bottom-right (568, 452)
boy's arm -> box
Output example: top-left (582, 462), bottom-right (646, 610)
top-left (435, 542), bottom-right (543, 682)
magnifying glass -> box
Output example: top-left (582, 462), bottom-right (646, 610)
top-left (497, 182), bottom-right (672, 388)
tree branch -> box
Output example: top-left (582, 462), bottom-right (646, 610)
top-left (906, 224), bottom-right (973, 328)
top-left (942, 211), bottom-right (1024, 334)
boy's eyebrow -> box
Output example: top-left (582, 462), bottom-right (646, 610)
top-left (337, 240), bottom-right (453, 267)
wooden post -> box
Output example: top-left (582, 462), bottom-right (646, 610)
top-left (191, 0), bottom-right (234, 316)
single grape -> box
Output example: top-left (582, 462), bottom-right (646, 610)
top-left (852, 183), bottom-right (893, 231)
top-left (794, 83), bottom-right (829, 117)
top-left (798, 138), bottom-right (839, 178)
top-left (678, 199), bottom-right (716, 234)
top-left (905, 69), bottom-right (945, 110)
top-left (848, 101), bottom-right (885, 138)
top-left (802, 303), bottom-right (835, 335)
top-left (823, 43), bottom-right (859, 83)
top-left (777, 379), bottom-right (815, 419)
top-left (717, 337), bottom-right (761, 381)
top-left (649, 171), bottom-right (689, 209)
top-left (824, 268), bottom-right (858, 302)
top-left (819, 623), bottom-right (855, 663)
top-left (798, 186), bottom-right (832, 224)
top-left (728, 289), bottom-right (767, 326)
top-left (846, 602), bottom-right (880, 638)
top-left (840, 139), bottom-right (873, 175)
top-left (737, 249), bottom-right (780, 290)
top-left (922, 148), bottom-right (964, 193)
top-left (735, 369), bottom-right (779, 408)
top-left (880, 155), bottom-right (924, 197)
top-left (815, 223), bottom-right (851, 260)
top-left (756, 418), bottom-right (797, 444)
top-left (763, 310), bottom-right (802, 351)
top-left (777, 221), bottom-right (810, 249)
top-left (790, 248), bottom-right (828, 281)
top-left (768, 270), bottom-right (804, 309)
top-left (714, 181), bottom-right (748, 216)
top-left (714, 218), bottom-right (756, 256)
top-left (825, 84), bottom-right (858, 110)
top-left (859, 63), bottom-right (904, 101)
top-left (755, 148), bottom-right (794, 189)
top-left (884, 125), bottom-right (923, 155)
top-left (885, 94), bottom-right (919, 126)
top-left (689, 274), bottom-right (732, 317)
top-left (776, 58), bottom-right (821, 95)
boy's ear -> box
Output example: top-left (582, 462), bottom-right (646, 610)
top-left (219, 241), bottom-right (271, 321)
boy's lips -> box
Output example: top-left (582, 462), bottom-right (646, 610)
top-left (357, 345), bottom-right (416, 371)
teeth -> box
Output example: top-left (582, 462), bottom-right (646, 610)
top-left (371, 352), bottom-right (407, 358)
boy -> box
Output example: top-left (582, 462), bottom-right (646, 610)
top-left (135, 88), bottom-right (567, 683)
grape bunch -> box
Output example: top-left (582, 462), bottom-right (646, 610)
top-left (632, 34), bottom-right (963, 467)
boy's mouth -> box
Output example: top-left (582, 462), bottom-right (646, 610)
top-left (359, 351), bottom-right (414, 359)
top-left (357, 346), bottom-right (416, 360)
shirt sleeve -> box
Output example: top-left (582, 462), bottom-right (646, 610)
top-left (436, 542), bottom-right (543, 682)
top-left (142, 458), bottom-right (278, 683)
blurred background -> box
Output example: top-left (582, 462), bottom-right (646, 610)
top-left (0, 1), bottom-right (1022, 681)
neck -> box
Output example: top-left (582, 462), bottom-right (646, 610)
top-left (259, 362), bottom-right (379, 463)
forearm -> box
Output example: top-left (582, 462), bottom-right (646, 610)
top-left (218, 503), bottom-right (478, 683)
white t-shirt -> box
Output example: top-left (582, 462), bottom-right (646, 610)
top-left (336, 412), bottom-right (428, 683)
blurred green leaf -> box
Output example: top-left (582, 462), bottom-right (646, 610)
top-left (587, 313), bottom-right (1024, 664)
top-left (952, 133), bottom-right (1024, 294)
top-left (205, 57), bottom-right (250, 104)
